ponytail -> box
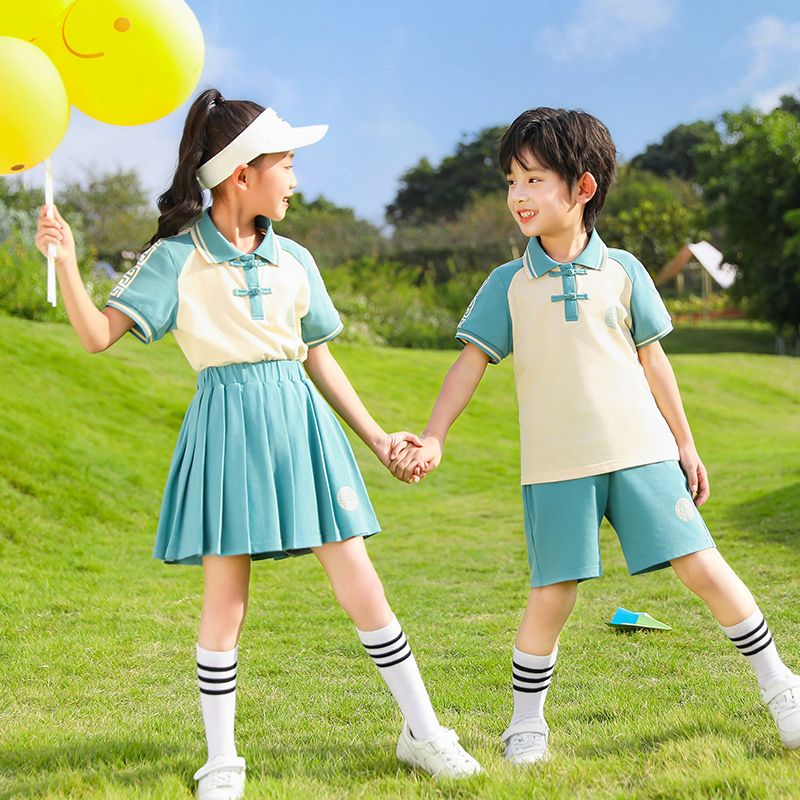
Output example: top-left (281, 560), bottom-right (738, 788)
top-left (145, 88), bottom-right (265, 250)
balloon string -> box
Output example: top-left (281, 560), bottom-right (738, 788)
top-left (45, 159), bottom-right (56, 307)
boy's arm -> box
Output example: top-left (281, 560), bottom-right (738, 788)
top-left (638, 341), bottom-right (710, 506)
top-left (390, 343), bottom-right (490, 483)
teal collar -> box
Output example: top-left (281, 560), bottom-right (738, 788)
top-left (523, 229), bottom-right (607, 278)
top-left (191, 209), bottom-right (279, 265)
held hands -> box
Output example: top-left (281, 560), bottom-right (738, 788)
top-left (373, 431), bottom-right (424, 473)
top-left (679, 442), bottom-right (710, 506)
top-left (35, 205), bottom-right (76, 266)
top-left (389, 435), bottom-right (442, 484)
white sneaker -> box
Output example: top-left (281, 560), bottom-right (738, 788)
top-left (194, 755), bottom-right (246, 800)
top-left (502, 719), bottom-right (549, 765)
top-left (761, 674), bottom-right (800, 750)
top-left (396, 723), bottom-right (482, 778)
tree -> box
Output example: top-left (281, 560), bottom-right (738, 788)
top-left (59, 169), bottom-right (156, 271)
top-left (0, 176), bottom-right (43, 213)
top-left (600, 165), bottom-right (706, 273)
top-left (275, 192), bottom-right (384, 268)
top-left (777, 92), bottom-right (800, 119)
top-left (630, 121), bottom-right (721, 181)
top-left (386, 126), bottom-right (507, 226)
top-left (696, 107), bottom-right (800, 352)
top-left (389, 191), bottom-right (524, 282)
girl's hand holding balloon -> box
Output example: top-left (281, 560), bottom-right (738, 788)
top-left (35, 204), bottom-right (75, 266)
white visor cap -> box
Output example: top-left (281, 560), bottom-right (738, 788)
top-left (196, 107), bottom-right (328, 189)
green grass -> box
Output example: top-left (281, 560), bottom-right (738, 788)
top-left (0, 313), bottom-right (799, 799)
top-left (662, 321), bottom-right (776, 356)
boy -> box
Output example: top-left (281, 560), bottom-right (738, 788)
top-left (390, 107), bottom-right (800, 764)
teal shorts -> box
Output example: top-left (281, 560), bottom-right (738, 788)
top-left (522, 460), bottom-right (715, 587)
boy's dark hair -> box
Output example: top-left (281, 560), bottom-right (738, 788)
top-left (146, 88), bottom-right (266, 249)
top-left (499, 108), bottom-right (617, 231)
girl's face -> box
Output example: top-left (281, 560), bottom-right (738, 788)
top-left (246, 150), bottom-right (297, 221)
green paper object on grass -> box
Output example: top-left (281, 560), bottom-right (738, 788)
top-left (607, 607), bottom-right (671, 630)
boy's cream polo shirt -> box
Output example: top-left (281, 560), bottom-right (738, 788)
top-left (457, 230), bottom-right (679, 484)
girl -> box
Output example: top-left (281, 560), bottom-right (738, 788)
top-left (35, 88), bottom-right (481, 799)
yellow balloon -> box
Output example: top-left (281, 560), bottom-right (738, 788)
top-left (34, 0), bottom-right (204, 126)
top-left (0, 0), bottom-right (72, 40)
top-left (0, 37), bottom-right (70, 175)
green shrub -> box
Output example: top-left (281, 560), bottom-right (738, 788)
top-left (0, 226), bottom-right (112, 323)
top-left (324, 257), bottom-right (483, 349)
top-left (663, 292), bottom-right (738, 317)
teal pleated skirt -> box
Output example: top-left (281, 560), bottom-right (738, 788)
top-left (153, 360), bottom-right (381, 565)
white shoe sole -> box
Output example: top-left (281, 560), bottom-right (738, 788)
top-left (396, 740), bottom-right (481, 778)
top-left (781, 732), bottom-right (800, 750)
top-left (396, 751), bottom-right (481, 778)
top-left (506, 750), bottom-right (550, 766)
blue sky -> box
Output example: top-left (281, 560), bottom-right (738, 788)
top-left (26, 0), bottom-right (800, 226)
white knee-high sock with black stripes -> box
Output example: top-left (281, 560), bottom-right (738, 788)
top-left (196, 644), bottom-right (238, 761)
top-left (357, 615), bottom-right (440, 741)
top-left (510, 646), bottom-right (557, 726)
top-left (721, 608), bottom-right (791, 689)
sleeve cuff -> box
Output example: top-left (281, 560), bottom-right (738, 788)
top-left (635, 323), bottom-right (673, 348)
top-left (106, 298), bottom-right (155, 344)
top-left (455, 330), bottom-right (504, 364)
top-left (305, 320), bottom-right (344, 348)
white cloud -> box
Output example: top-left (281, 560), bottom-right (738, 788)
top-left (741, 16), bottom-right (800, 110)
top-left (752, 78), bottom-right (800, 112)
top-left (743, 16), bottom-right (800, 85)
top-left (540, 0), bottom-right (677, 62)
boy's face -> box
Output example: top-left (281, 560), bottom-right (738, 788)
top-left (506, 150), bottom-right (584, 239)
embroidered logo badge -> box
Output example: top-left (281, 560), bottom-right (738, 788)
top-left (336, 486), bottom-right (359, 511)
top-left (604, 306), bottom-right (619, 329)
top-left (675, 498), bottom-right (695, 522)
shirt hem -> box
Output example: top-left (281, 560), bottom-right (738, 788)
top-left (105, 298), bottom-right (154, 344)
top-left (306, 321), bottom-right (344, 348)
top-left (635, 324), bottom-right (673, 348)
top-left (521, 449), bottom-right (680, 485)
top-left (455, 330), bottom-right (504, 363)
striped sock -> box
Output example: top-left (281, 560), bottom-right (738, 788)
top-left (357, 615), bottom-right (440, 741)
top-left (721, 608), bottom-right (791, 689)
top-left (197, 644), bottom-right (238, 761)
top-left (510, 646), bottom-right (557, 726)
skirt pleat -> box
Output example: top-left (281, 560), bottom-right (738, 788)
top-left (153, 360), bottom-right (381, 565)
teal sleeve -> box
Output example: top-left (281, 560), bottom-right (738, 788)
top-left (627, 256), bottom-right (673, 347)
top-left (105, 240), bottom-right (178, 344)
top-left (300, 250), bottom-right (343, 347)
top-left (455, 268), bottom-right (512, 364)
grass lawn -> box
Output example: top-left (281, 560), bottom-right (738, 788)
top-left (0, 314), bottom-right (798, 799)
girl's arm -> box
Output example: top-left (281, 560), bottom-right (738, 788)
top-left (390, 343), bottom-right (490, 483)
top-left (302, 342), bottom-right (421, 468)
top-left (35, 205), bottom-right (134, 353)
top-left (638, 340), bottom-right (710, 505)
